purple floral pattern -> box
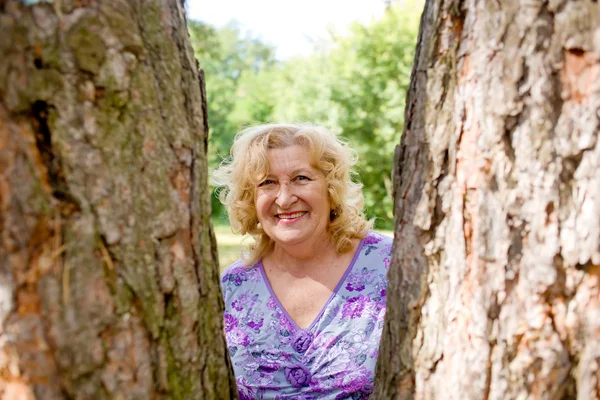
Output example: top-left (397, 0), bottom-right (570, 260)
top-left (285, 363), bottom-right (312, 388)
top-left (224, 313), bottom-right (238, 331)
top-left (220, 232), bottom-right (392, 399)
top-left (341, 295), bottom-right (370, 319)
top-left (291, 330), bottom-right (314, 353)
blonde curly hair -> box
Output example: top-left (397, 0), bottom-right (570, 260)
top-left (211, 123), bottom-right (372, 266)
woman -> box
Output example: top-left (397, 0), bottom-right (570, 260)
top-left (213, 124), bottom-right (392, 399)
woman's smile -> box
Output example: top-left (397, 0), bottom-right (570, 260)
top-left (276, 211), bottom-right (307, 223)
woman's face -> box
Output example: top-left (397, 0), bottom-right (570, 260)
top-left (254, 145), bottom-right (331, 251)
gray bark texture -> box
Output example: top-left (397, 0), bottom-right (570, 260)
top-left (0, 0), bottom-right (236, 399)
top-left (373, 0), bottom-right (600, 399)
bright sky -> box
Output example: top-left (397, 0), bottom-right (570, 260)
top-left (186, 0), bottom-right (386, 60)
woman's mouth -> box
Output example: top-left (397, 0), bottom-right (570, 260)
top-left (276, 211), bottom-right (306, 221)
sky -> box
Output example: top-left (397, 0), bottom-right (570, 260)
top-left (185, 0), bottom-right (387, 60)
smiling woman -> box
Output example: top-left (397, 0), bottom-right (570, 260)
top-left (211, 124), bottom-right (392, 398)
top-left (212, 124), bottom-right (371, 266)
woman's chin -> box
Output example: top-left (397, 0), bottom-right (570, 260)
top-left (270, 229), bottom-right (321, 248)
top-left (272, 231), bottom-right (309, 245)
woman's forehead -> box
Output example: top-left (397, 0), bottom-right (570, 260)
top-left (265, 146), bottom-right (319, 172)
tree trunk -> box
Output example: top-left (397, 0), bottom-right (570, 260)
top-left (374, 0), bottom-right (600, 399)
top-left (0, 1), bottom-right (235, 399)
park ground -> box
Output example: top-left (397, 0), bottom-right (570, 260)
top-left (213, 222), bottom-right (393, 270)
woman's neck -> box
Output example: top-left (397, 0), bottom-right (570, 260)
top-left (268, 237), bottom-right (339, 274)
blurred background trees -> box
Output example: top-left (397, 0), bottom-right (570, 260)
top-left (188, 0), bottom-right (422, 230)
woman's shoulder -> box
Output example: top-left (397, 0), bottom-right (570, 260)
top-left (362, 230), bottom-right (393, 247)
top-left (356, 231), bottom-right (393, 271)
top-left (220, 259), bottom-right (261, 288)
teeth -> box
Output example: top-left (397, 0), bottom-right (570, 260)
top-left (278, 212), bottom-right (305, 219)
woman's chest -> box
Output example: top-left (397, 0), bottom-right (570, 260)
top-left (269, 279), bottom-right (333, 329)
top-left (263, 256), bottom-right (354, 329)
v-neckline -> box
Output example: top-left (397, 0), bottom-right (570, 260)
top-left (258, 238), bottom-right (365, 331)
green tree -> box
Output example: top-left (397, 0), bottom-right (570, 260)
top-left (329, 1), bottom-right (422, 227)
top-left (271, 54), bottom-right (340, 129)
top-left (189, 20), bottom-right (278, 220)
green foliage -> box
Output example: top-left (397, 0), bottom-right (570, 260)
top-left (189, 20), bottom-right (277, 162)
top-left (328, 2), bottom-right (422, 227)
top-left (189, 1), bottom-right (422, 228)
top-left (189, 20), bottom-right (278, 220)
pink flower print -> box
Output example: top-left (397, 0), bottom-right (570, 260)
top-left (342, 372), bottom-right (369, 392)
top-left (342, 295), bottom-right (369, 319)
top-left (223, 313), bottom-right (238, 332)
top-left (261, 348), bottom-right (288, 364)
top-left (267, 296), bottom-right (277, 310)
top-left (225, 266), bottom-right (249, 286)
top-left (228, 327), bottom-right (250, 346)
top-left (309, 379), bottom-right (327, 394)
top-left (247, 317), bottom-right (264, 331)
top-left (346, 268), bottom-right (374, 292)
top-left (238, 389), bottom-right (254, 400)
top-left (311, 331), bottom-right (335, 350)
top-left (334, 366), bottom-right (373, 396)
top-left (363, 234), bottom-right (382, 245)
top-left (326, 335), bottom-right (340, 349)
top-left (277, 314), bottom-right (294, 336)
top-left (236, 377), bottom-right (255, 400)
top-left (257, 362), bottom-right (279, 374)
top-left (345, 274), bottom-right (366, 292)
top-left (383, 257), bottom-right (391, 269)
top-left (231, 299), bottom-right (244, 311)
top-left (379, 243), bottom-right (392, 257)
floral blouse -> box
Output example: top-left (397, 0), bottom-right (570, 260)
top-left (221, 232), bottom-right (392, 399)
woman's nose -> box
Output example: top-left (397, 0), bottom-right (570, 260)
top-left (275, 184), bottom-right (296, 208)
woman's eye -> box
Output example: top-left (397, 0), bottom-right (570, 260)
top-left (295, 175), bottom-right (310, 181)
top-left (259, 179), bottom-right (275, 187)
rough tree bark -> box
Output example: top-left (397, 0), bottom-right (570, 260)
top-left (374, 0), bottom-right (600, 399)
top-left (0, 0), bottom-right (235, 399)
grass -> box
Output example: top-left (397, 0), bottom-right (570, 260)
top-left (213, 222), bottom-right (393, 271)
top-left (213, 224), bottom-right (249, 270)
